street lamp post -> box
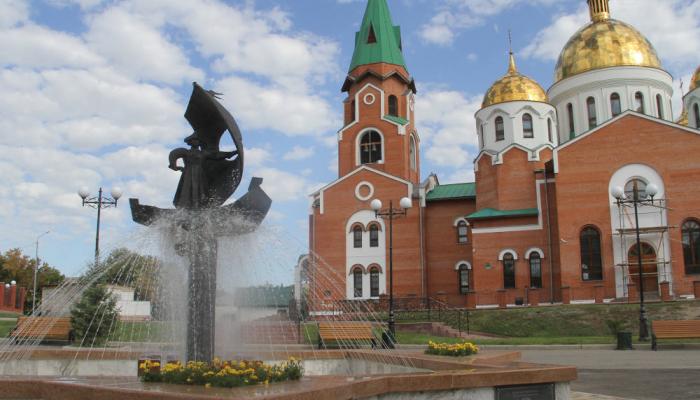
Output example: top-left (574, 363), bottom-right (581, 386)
top-left (33, 230), bottom-right (50, 314)
top-left (78, 187), bottom-right (122, 267)
top-left (611, 182), bottom-right (662, 342)
top-left (370, 196), bottom-right (412, 345)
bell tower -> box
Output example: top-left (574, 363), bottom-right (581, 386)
top-left (337, 0), bottom-right (419, 184)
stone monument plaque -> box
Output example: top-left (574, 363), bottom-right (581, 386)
top-left (495, 383), bottom-right (555, 400)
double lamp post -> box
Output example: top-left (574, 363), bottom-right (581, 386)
top-left (370, 196), bottom-right (412, 343)
top-left (610, 182), bottom-right (662, 342)
top-left (78, 186), bottom-right (122, 266)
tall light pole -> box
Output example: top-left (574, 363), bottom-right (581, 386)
top-left (78, 187), bottom-right (122, 267)
top-left (611, 182), bottom-right (662, 342)
top-left (370, 196), bottom-right (412, 345)
top-left (33, 230), bottom-right (50, 314)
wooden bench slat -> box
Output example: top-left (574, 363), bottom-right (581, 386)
top-left (13, 317), bottom-right (73, 341)
top-left (651, 320), bottom-right (700, 350)
top-left (317, 322), bottom-right (376, 348)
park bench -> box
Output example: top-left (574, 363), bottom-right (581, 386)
top-left (317, 322), bottom-right (376, 349)
top-left (12, 316), bottom-right (74, 343)
top-left (651, 320), bottom-right (700, 350)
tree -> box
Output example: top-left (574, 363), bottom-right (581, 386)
top-left (0, 248), bottom-right (65, 313)
top-left (70, 284), bottom-right (119, 346)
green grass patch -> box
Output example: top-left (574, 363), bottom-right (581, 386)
top-left (0, 320), bottom-right (16, 337)
top-left (400, 301), bottom-right (700, 338)
top-left (107, 321), bottom-right (169, 342)
top-left (0, 312), bottom-right (20, 318)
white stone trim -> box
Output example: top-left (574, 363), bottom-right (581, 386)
top-left (553, 111), bottom-right (700, 174)
top-left (354, 181), bottom-right (375, 201)
top-left (312, 166), bottom-right (413, 214)
top-left (454, 261), bottom-right (472, 270)
top-left (525, 247), bottom-right (545, 259)
top-left (453, 217), bottom-right (469, 227)
top-left (498, 249), bottom-right (518, 261)
top-left (363, 93), bottom-right (376, 105)
top-left (338, 83), bottom-right (384, 140)
top-left (471, 179), bottom-right (545, 234)
top-left (354, 127), bottom-right (385, 167)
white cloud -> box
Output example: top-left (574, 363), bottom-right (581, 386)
top-left (244, 147), bottom-right (273, 168)
top-left (0, 0), bottom-right (28, 28)
top-left (0, 25), bottom-right (102, 68)
top-left (84, 7), bottom-right (203, 84)
top-left (216, 76), bottom-right (339, 137)
top-left (521, 9), bottom-right (587, 61)
top-left (254, 167), bottom-right (311, 202)
top-left (420, 0), bottom-right (557, 45)
top-left (417, 87), bottom-right (481, 177)
top-left (283, 145), bottom-right (315, 161)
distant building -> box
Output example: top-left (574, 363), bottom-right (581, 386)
top-left (105, 285), bottom-right (151, 322)
top-left (309, 0), bottom-right (700, 309)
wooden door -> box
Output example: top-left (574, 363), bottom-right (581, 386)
top-left (628, 243), bottom-right (658, 294)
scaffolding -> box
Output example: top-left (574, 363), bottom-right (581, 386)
top-left (614, 199), bottom-right (674, 298)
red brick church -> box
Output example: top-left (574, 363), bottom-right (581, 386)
top-left (303, 0), bottom-right (700, 310)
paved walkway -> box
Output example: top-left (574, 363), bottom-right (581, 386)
top-left (521, 349), bottom-right (700, 400)
top-left (572, 393), bottom-right (634, 400)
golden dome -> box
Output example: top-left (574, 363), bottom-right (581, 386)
top-left (690, 66), bottom-right (700, 91)
top-left (482, 53), bottom-right (548, 108)
top-left (677, 109), bottom-right (689, 126)
top-left (554, 6), bottom-right (663, 83)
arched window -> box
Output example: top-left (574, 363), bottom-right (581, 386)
top-left (353, 267), bottom-right (363, 298)
top-left (360, 130), bottom-right (382, 164)
top-left (495, 116), bottom-right (505, 141)
top-left (369, 224), bottom-right (379, 248)
top-left (353, 226), bottom-right (363, 248)
top-left (547, 118), bottom-right (553, 143)
top-left (587, 97), bottom-right (597, 129)
top-left (503, 253), bottom-right (516, 289)
top-left (388, 95), bottom-right (398, 117)
top-left (409, 135), bottom-right (417, 171)
top-left (529, 253), bottom-right (542, 288)
top-left (634, 92), bottom-right (644, 114)
top-left (682, 220), bottom-right (700, 274)
top-left (458, 264), bottom-right (470, 294)
top-left (580, 227), bottom-right (603, 281)
top-left (567, 103), bottom-right (575, 139)
top-left (370, 267), bottom-right (380, 297)
top-left (456, 221), bottom-right (468, 244)
top-left (694, 103), bottom-right (700, 128)
top-left (522, 113), bottom-right (534, 138)
top-left (610, 93), bottom-right (621, 117)
top-left (624, 178), bottom-right (648, 201)
top-left (656, 94), bottom-right (664, 119)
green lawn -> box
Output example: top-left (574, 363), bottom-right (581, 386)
top-left (398, 301), bottom-right (700, 338)
top-left (108, 321), bottom-right (169, 342)
top-left (0, 320), bottom-right (16, 337)
top-left (0, 312), bottom-right (21, 318)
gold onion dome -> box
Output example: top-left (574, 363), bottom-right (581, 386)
top-left (554, 0), bottom-right (663, 83)
top-left (482, 52), bottom-right (548, 108)
top-left (690, 66), bottom-right (700, 91)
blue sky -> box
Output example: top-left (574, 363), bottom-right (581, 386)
top-left (1, 0), bottom-right (698, 280)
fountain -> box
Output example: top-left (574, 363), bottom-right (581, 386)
top-left (129, 82), bottom-right (271, 362)
top-left (0, 83), bottom-right (578, 400)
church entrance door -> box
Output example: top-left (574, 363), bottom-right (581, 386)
top-left (628, 243), bottom-right (659, 295)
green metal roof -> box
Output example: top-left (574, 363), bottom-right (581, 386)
top-left (383, 114), bottom-right (409, 125)
top-left (426, 183), bottom-right (476, 201)
top-left (466, 208), bottom-right (539, 220)
top-left (348, 0), bottom-right (407, 72)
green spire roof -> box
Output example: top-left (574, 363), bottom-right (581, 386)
top-left (348, 0), bottom-right (407, 72)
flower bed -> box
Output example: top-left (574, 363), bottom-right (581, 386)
top-left (425, 341), bottom-right (479, 357)
top-left (139, 357), bottom-right (303, 388)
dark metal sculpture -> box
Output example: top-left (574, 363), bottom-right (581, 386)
top-left (129, 83), bottom-right (271, 362)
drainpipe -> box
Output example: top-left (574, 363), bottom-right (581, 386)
top-left (536, 168), bottom-right (555, 304)
top-left (419, 192), bottom-right (427, 300)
